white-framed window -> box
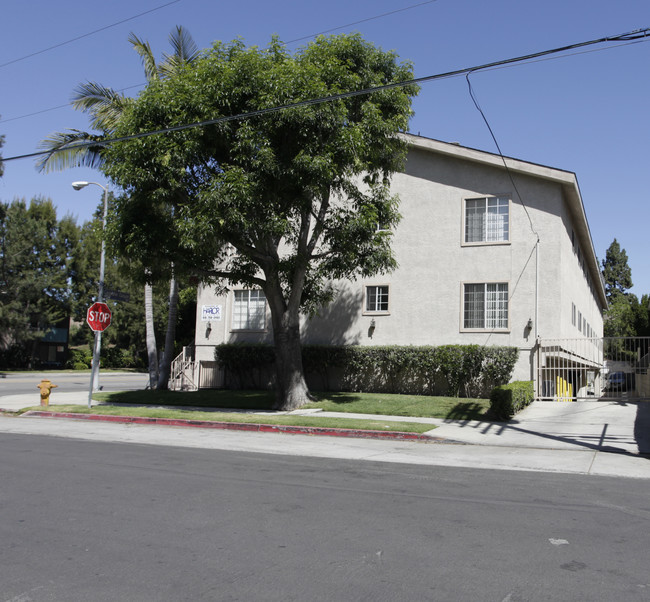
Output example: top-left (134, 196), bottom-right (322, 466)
top-left (572, 302), bottom-right (576, 327)
top-left (464, 196), bottom-right (509, 243)
top-left (463, 283), bottom-right (509, 330)
top-left (365, 285), bottom-right (389, 313)
top-left (232, 289), bottom-right (266, 331)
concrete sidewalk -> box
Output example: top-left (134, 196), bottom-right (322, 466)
top-left (1, 392), bottom-right (649, 478)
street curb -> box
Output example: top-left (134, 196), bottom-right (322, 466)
top-left (21, 411), bottom-right (448, 442)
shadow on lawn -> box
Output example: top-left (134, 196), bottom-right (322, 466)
top-left (312, 392), bottom-right (361, 405)
top-left (444, 401), bottom-right (490, 422)
top-left (102, 389), bottom-right (276, 410)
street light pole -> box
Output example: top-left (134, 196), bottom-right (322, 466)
top-left (72, 181), bottom-right (108, 408)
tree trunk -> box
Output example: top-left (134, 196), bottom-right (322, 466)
top-left (144, 281), bottom-right (158, 389)
top-left (272, 315), bottom-right (311, 411)
top-left (157, 275), bottom-right (179, 390)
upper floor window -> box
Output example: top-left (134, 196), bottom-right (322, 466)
top-left (232, 289), bottom-right (266, 331)
top-left (465, 196), bottom-right (509, 243)
top-left (365, 285), bottom-right (389, 313)
top-left (463, 282), bottom-right (509, 330)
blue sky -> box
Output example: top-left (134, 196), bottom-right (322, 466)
top-left (1, 0), bottom-right (649, 296)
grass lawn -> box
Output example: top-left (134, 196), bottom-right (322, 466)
top-left (23, 404), bottom-right (435, 434)
top-left (94, 389), bottom-right (491, 421)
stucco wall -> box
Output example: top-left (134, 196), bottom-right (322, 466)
top-left (194, 137), bottom-right (605, 387)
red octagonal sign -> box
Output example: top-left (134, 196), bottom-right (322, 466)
top-left (87, 301), bottom-right (112, 332)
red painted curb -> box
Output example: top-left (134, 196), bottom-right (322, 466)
top-left (21, 411), bottom-right (439, 441)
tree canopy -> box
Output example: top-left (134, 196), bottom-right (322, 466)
top-left (104, 34), bottom-right (418, 408)
top-left (0, 198), bottom-right (78, 365)
top-left (602, 238), bottom-right (633, 302)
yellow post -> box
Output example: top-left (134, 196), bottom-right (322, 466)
top-left (37, 379), bottom-right (58, 407)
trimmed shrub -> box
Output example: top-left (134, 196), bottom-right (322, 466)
top-left (215, 343), bottom-right (276, 389)
top-left (215, 343), bottom-right (519, 397)
top-left (489, 380), bottom-right (534, 420)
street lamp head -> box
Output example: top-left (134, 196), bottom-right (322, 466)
top-left (71, 181), bottom-right (90, 191)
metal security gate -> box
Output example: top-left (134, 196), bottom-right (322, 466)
top-left (536, 337), bottom-right (650, 401)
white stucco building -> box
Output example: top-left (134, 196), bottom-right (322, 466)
top-left (191, 134), bottom-right (607, 396)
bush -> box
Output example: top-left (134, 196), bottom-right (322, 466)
top-left (215, 344), bottom-right (276, 389)
top-left (0, 344), bottom-right (31, 370)
top-left (66, 348), bottom-right (92, 369)
top-left (489, 380), bottom-right (534, 420)
top-left (215, 343), bottom-right (519, 397)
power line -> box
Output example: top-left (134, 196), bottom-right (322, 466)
top-left (285, 0), bottom-right (439, 44)
top-left (0, 0), bottom-right (181, 69)
top-left (0, 84), bottom-right (144, 125)
top-left (0, 0), bottom-right (439, 125)
top-left (3, 27), bottom-right (649, 164)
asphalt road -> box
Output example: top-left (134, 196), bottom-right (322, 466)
top-left (1, 433), bottom-right (649, 601)
top-left (0, 371), bottom-right (148, 397)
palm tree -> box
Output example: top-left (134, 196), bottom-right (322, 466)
top-left (38, 26), bottom-right (200, 389)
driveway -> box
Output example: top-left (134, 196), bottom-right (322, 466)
top-left (432, 400), bottom-right (650, 455)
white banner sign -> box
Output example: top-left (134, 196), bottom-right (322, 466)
top-left (201, 305), bottom-right (222, 321)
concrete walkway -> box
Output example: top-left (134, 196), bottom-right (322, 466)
top-left (1, 392), bottom-right (648, 479)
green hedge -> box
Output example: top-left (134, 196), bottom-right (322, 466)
top-left (216, 344), bottom-right (519, 397)
top-left (66, 348), bottom-right (92, 369)
top-left (66, 346), bottom-right (140, 370)
top-left (489, 380), bottom-right (534, 420)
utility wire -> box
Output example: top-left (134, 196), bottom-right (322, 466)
top-left (0, 0), bottom-right (439, 125)
top-left (465, 70), bottom-right (539, 238)
top-left (0, 36), bottom-right (644, 126)
top-left (0, 0), bottom-right (181, 69)
top-left (285, 0), bottom-right (439, 44)
top-left (3, 27), bottom-right (649, 163)
top-left (0, 84), bottom-right (143, 124)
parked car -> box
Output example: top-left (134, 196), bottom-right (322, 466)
top-left (605, 371), bottom-right (630, 392)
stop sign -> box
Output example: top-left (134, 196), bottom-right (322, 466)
top-left (87, 301), bottom-right (112, 332)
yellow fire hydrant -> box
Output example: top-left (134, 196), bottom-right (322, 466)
top-left (37, 379), bottom-right (58, 407)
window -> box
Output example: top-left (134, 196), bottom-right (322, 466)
top-left (463, 283), bottom-right (509, 330)
top-left (232, 290), bottom-right (266, 330)
top-left (572, 302), bottom-right (576, 327)
top-left (465, 196), bottom-right (509, 243)
top-left (365, 285), bottom-right (389, 313)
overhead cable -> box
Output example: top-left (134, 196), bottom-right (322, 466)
top-left (0, 0), bottom-right (181, 69)
top-left (3, 27), bottom-right (649, 164)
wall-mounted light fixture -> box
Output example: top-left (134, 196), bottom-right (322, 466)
top-left (368, 318), bottom-right (376, 339)
top-left (526, 318), bottom-right (533, 331)
top-left (206, 322), bottom-right (212, 337)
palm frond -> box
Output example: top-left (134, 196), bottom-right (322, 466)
top-left (35, 130), bottom-right (106, 173)
top-left (159, 25), bottom-right (200, 78)
top-left (71, 82), bottom-right (132, 132)
top-left (128, 32), bottom-right (159, 81)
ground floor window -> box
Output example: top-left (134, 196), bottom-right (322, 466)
top-left (232, 289), bottom-right (266, 330)
top-left (463, 282), bottom-right (508, 329)
top-left (365, 285), bottom-right (389, 313)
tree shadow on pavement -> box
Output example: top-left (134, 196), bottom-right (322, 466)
top-left (634, 401), bottom-right (650, 455)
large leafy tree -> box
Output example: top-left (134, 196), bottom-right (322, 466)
top-left (38, 26), bottom-right (200, 388)
top-left (0, 198), bottom-right (79, 367)
top-left (104, 34), bottom-right (418, 409)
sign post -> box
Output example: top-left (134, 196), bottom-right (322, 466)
top-left (86, 302), bottom-right (112, 408)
